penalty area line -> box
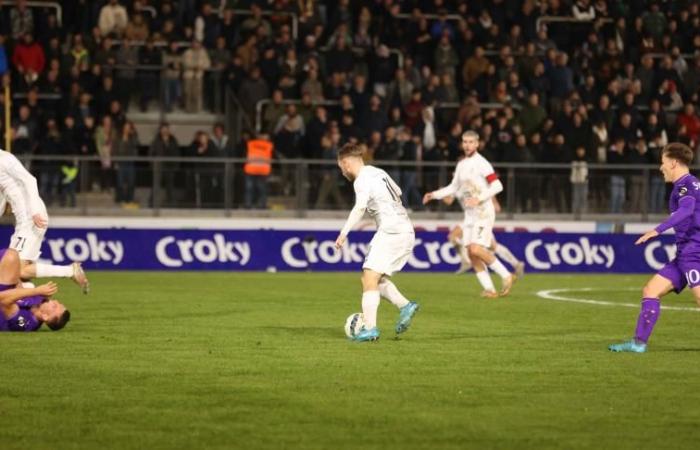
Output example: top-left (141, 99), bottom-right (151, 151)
top-left (535, 288), bottom-right (700, 312)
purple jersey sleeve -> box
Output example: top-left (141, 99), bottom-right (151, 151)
top-left (16, 295), bottom-right (45, 308)
top-left (5, 309), bottom-right (41, 332)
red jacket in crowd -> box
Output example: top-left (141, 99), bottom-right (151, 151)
top-left (12, 41), bottom-right (45, 74)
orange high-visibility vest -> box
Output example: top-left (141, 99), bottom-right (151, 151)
top-left (244, 139), bottom-right (273, 176)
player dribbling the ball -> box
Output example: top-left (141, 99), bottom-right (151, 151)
top-left (335, 143), bottom-right (419, 342)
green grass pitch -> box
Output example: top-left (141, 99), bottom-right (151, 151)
top-left (2, 272), bottom-right (700, 450)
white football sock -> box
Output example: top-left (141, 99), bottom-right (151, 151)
top-left (475, 270), bottom-right (496, 292)
top-left (378, 279), bottom-right (409, 309)
top-left (361, 290), bottom-right (381, 329)
top-left (36, 263), bottom-right (74, 278)
top-left (488, 259), bottom-right (511, 280)
top-left (494, 244), bottom-right (520, 267)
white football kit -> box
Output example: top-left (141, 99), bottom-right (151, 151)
top-left (0, 150), bottom-right (48, 261)
top-left (431, 153), bottom-right (502, 247)
top-left (340, 165), bottom-right (414, 276)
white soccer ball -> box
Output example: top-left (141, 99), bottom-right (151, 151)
top-left (344, 312), bottom-right (365, 339)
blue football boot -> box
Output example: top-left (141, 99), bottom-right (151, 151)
top-left (608, 339), bottom-right (647, 353)
top-left (353, 327), bottom-right (380, 342)
top-left (395, 302), bottom-right (420, 335)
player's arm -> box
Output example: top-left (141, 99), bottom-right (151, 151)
top-left (335, 187), bottom-right (369, 248)
top-left (636, 196), bottom-right (696, 245)
top-left (465, 165), bottom-right (503, 207)
top-left (0, 282), bottom-right (58, 318)
top-left (424, 168), bottom-right (460, 203)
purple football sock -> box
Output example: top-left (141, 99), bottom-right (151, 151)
top-left (634, 298), bottom-right (661, 344)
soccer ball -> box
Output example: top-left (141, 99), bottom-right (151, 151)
top-left (344, 312), bottom-right (365, 339)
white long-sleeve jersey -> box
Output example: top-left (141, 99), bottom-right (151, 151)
top-left (340, 165), bottom-right (413, 237)
top-left (432, 152), bottom-right (502, 223)
top-left (0, 150), bottom-right (47, 224)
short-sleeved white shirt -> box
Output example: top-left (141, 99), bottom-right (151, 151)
top-left (353, 165), bottom-right (413, 234)
top-left (432, 153), bottom-right (498, 224)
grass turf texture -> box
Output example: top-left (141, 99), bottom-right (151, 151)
top-left (2, 272), bottom-right (700, 450)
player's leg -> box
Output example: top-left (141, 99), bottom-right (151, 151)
top-left (449, 226), bottom-right (471, 274)
top-left (609, 272), bottom-right (676, 353)
top-left (464, 225), bottom-right (497, 297)
top-left (355, 268), bottom-right (382, 341)
top-left (0, 248), bottom-right (21, 287)
top-left (468, 223), bottom-right (515, 296)
top-left (13, 223), bottom-right (90, 294)
top-left (491, 234), bottom-right (525, 278)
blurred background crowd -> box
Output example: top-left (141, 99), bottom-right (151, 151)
top-left (0, 0), bottom-right (698, 214)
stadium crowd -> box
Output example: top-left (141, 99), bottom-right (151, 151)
top-left (0, 0), bottom-right (699, 212)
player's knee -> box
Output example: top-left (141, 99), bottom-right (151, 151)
top-left (642, 284), bottom-right (660, 299)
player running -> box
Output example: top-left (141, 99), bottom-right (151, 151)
top-left (335, 142), bottom-right (419, 342)
top-left (445, 195), bottom-right (525, 276)
top-left (610, 143), bottom-right (700, 353)
top-left (0, 247), bottom-right (69, 332)
top-left (423, 130), bottom-right (516, 298)
top-left (0, 149), bottom-right (89, 293)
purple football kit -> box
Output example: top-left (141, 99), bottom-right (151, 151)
top-left (0, 248), bottom-right (43, 332)
top-left (656, 173), bottom-right (700, 292)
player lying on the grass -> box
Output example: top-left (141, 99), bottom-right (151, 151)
top-left (0, 149), bottom-right (89, 294)
top-left (0, 248), bottom-right (68, 332)
top-left (334, 142), bottom-right (419, 342)
top-left (423, 130), bottom-right (516, 298)
top-left (610, 143), bottom-right (700, 353)
top-left (444, 195), bottom-right (525, 277)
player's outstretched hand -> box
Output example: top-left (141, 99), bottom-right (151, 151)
top-left (422, 192), bottom-right (434, 204)
top-left (635, 229), bottom-right (659, 245)
top-left (36, 282), bottom-right (58, 297)
top-left (335, 234), bottom-right (346, 250)
top-left (32, 214), bottom-right (48, 228)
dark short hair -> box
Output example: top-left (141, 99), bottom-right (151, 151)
top-left (663, 142), bottom-right (694, 166)
top-left (47, 310), bottom-right (71, 331)
top-left (338, 142), bottom-right (365, 159)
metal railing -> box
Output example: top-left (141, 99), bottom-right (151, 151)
top-left (0, 0), bottom-right (62, 25)
top-left (231, 9), bottom-right (298, 39)
top-left (11, 154), bottom-right (675, 221)
top-left (536, 15), bottom-right (614, 31)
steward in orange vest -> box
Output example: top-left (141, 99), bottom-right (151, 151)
top-left (244, 137), bottom-right (273, 176)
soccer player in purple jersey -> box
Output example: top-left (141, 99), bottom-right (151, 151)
top-left (0, 248), bottom-right (67, 332)
top-left (609, 143), bottom-right (700, 352)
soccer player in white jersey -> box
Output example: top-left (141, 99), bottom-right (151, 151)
top-left (334, 143), bottom-right (419, 342)
top-left (0, 149), bottom-right (89, 293)
top-left (423, 130), bottom-right (516, 298)
top-left (445, 196), bottom-right (525, 277)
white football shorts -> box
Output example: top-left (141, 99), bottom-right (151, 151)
top-left (461, 220), bottom-right (494, 248)
top-left (10, 220), bottom-right (46, 261)
top-left (363, 230), bottom-right (415, 276)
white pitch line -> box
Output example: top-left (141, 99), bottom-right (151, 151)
top-left (536, 288), bottom-right (700, 312)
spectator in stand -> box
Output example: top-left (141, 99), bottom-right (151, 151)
top-left (36, 118), bottom-right (63, 206)
top-left (195, 3), bottom-right (222, 49)
top-left (162, 41), bottom-right (182, 112)
top-left (149, 123), bottom-right (181, 206)
top-left (113, 121), bottom-right (139, 206)
top-left (182, 39), bottom-right (211, 113)
top-left (10, 0), bottom-right (33, 40)
top-left (12, 33), bottom-right (45, 89)
top-left (11, 105), bottom-right (37, 155)
top-left (138, 37), bottom-right (162, 111)
top-left (95, 115), bottom-right (116, 192)
top-left (244, 132), bottom-right (273, 209)
top-left (238, 66), bottom-right (269, 124)
top-left (676, 103), bottom-right (700, 149)
top-left (607, 137), bottom-right (629, 213)
top-left (98, 0), bottom-right (129, 38)
top-left (125, 13), bottom-right (149, 42)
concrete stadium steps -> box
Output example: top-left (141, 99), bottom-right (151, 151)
top-left (127, 109), bottom-right (224, 146)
